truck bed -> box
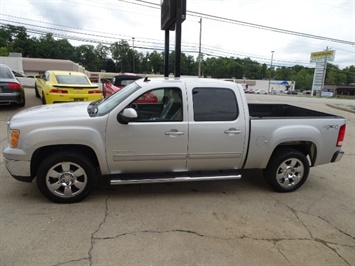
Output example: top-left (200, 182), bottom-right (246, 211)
top-left (248, 104), bottom-right (340, 118)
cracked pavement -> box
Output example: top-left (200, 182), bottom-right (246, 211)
top-left (0, 90), bottom-right (354, 265)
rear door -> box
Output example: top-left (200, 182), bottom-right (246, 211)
top-left (187, 86), bottom-right (247, 170)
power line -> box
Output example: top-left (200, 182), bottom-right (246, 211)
top-left (1, 0), bottom-right (353, 67)
top-left (118, 0), bottom-right (355, 46)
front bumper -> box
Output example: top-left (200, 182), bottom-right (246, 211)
top-left (4, 157), bottom-right (32, 182)
top-left (3, 145), bottom-right (32, 182)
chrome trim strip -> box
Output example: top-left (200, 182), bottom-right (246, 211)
top-left (188, 152), bottom-right (241, 159)
top-left (111, 175), bottom-right (241, 185)
top-left (113, 153), bottom-right (187, 161)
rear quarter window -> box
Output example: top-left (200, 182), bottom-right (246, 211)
top-left (192, 87), bottom-right (239, 121)
top-left (0, 66), bottom-right (14, 79)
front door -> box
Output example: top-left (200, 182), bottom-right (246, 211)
top-left (106, 87), bottom-right (188, 174)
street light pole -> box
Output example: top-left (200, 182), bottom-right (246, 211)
top-left (268, 51), bottom-right (274, 94)
top-left (198, 18), bottom-right (202, 78)
top-left (132, 37), bottom-right (135, 73)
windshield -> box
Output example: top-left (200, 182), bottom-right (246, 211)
top-left (96, 81), bottom-right (141, 115)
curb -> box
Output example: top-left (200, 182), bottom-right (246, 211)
top-left (327, 104), bottom-right (355, 114)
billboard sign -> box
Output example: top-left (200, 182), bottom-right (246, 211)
top-left (161, 0), bottom-right (186, 31)
top-left (310, 50), bottom-right (335, 63)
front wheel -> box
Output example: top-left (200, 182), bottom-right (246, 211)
top-left (36, 152), bottom-right (98, 203)
top-left (264, 148), bottom-right (310, 192)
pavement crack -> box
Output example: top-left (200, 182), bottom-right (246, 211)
top-left (314, 238), bottom-right (352, 266)
top-left (52, 258), bottom-right (88, 266)
top-left (306, 193), bottom-right (326, 213)
top-left (315, 215), bottom-right (355, 241)
top-left (88, 195), bottom-right (111, 266)
top-left (286, 205), bottom-right (314, 239)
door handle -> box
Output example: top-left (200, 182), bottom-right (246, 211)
top-left (165, 129), bottom-right (185, 136)
top-left (224, 128), bottom-right (241, 134)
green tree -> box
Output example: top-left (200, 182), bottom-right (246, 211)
top-left (0, 47), bottom-right (8, 56)
top-left (110, 40), bottom-right (130, 72)
top-left (149, 51), bottom-right (164, 74)
top-left (74, 45), bottom-right (99, 71)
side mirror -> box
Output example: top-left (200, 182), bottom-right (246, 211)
top-left (117, 108), bottom-right (138, 124)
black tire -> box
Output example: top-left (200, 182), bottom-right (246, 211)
top-left (264, 148), bottom-right (310, 192)
top-left (36, 151), bottom-right (98, 203)
top-left (18, 97), bottom-right (25, 107)
top-left (35, 84), bottom-right (40, 98)
top-left (41, 92), bottom-right (46, 104)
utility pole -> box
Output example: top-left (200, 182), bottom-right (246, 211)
top-left (320, 46), bottom-right (329, 97)
top-left (132, 37), bottom-right (135, 73)
top-left (267, 51), bottom-right (274, 94)
top-left (198, 18), bottom-right (202, 78)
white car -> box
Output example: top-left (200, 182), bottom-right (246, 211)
top-left (254, 89), bottom-right (267, 94)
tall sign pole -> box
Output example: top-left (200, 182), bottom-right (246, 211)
top-left (164, 30), bottom-right (169, 77)
top-left (175, 0), bottom-right (182, 77)
top-left (310, 48), bottom-right (335, 97)
top-left (161, 0), bottom-right (186, 78)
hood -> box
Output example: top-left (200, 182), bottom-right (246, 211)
top-left (9, 102), bottom-right (90, 126)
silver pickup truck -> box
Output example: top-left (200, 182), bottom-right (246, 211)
top-left (3, 78), bottom-right (346, 203)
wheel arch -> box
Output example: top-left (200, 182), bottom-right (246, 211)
top-left (267, 141), bottom-right (317, 168)
top-left (31, 145), bottom-right (100, 178)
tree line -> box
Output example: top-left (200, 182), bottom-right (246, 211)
top-left (1, 24), bottom-right (354, 91)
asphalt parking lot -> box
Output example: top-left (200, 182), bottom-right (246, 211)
top-left (1, 88), bottom-right (354, 265)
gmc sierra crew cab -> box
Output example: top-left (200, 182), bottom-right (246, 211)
top-left (2, 77), bottom-right (346, 203)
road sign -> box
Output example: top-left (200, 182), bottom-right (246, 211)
top-left (311, 61), bottom-right (326, 93)
top-left (310, 50), bottom-right (335, 63)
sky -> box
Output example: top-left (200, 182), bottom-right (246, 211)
top-left (1, 0), bottom-right (354, 69)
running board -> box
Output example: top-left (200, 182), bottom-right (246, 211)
top-left (110, 174), bottom-right (241, 185)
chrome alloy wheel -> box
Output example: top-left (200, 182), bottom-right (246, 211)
top-left (276, 158), bottom-right (304, 189)
top-left (46, 162), bottom-right (88, 198)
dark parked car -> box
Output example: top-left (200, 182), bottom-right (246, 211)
top-left (0, 64), bottom-right (25, 106)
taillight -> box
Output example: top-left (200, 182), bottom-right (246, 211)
top-left (49, 89), bottom-right (68, 94)
top-left (89, 90), bottom-right (102, 94)
top-left (336, 124), bottom-right (346, 147)
top-left (8, 82), bottom-right (21, 89)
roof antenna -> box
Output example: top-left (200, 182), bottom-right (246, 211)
top-left (144, 77), bottom-right (150, 82)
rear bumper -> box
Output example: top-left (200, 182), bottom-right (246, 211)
top-left (331, 150), bottom-right (344, 163)
top-left (0, 92), bottom-right (25, 105)
top-left (46, 93), bottom-right (102, 104)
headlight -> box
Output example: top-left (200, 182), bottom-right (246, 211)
top-left (9, 129), bottom-right (20, 148)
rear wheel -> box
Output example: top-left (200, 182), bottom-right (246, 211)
top-left (36, 151), bottom-right (98, 203)
top-left (18, 97), bottom-right (25, 107)
top-left (35, 84), bottom-right (40, 98)
top-left (41, 92), bottom-right (47, 104)
top-left (264, 148), bottom-right (310, 192)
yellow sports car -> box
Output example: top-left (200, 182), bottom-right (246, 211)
top-left (35, 70), bottom-right (103, 104)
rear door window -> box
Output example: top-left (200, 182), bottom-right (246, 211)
top-left (192, 88), bottom-right (238, 121)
